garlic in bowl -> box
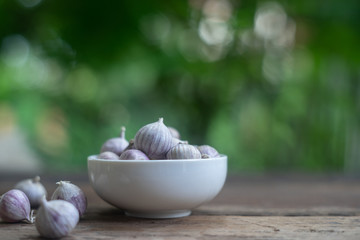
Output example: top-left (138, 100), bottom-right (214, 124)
top-left (89, 117), bottom-right (227, 218)
top-left (87, 155), bottom-right (227, 218)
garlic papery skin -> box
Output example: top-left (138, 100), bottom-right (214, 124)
top-left (166, 143), bottom-right (202, 159)
top-left (201, 154), bottom-right (210, 159)
top-left (51, 181), bottom-right (87, 217)
top-left (134, 118), bottom-right (178, 159)
top-left (14, 176), bottom-right (47, 209)
top-left (119, 149), bottom-right (150, 160)
top-left (98, 151), bottom-right (120, 160)
top-left (197, 145), bottom-right (220, 158)
top-left (100, 126), bottom-right (129, 155)
top-left (0, 189), bottom-right (32, 223)
top-left (36, 198), bottom-right (79, 238)
top-left (168, 126), bottom-right (180, 139)
top-left (124, 139), bottom-right (135, 151)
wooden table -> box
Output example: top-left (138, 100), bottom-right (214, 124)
top-left (1, 174), bottom-right (360, 239)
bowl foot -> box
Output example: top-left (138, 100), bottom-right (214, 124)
top-left (125, 210), bottom-right (191, 219)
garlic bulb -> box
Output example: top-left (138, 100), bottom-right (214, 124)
top-left (166, 143), bottom-right (202, 159)
top-left (134, 118), bottom-right (179, 159)
top-left (119, 149), bottom-right (149, 160)
top-left (168, 126), bottom-right (180, 139)
top-left (98, 151), bottom-right (119, 160)
top-left (0, 189), bottom-right (32, 223)
top-left (124, 139), bottom-right (135, 151)
top-left (51, 181), bottom-right (87, 217)
top-left (36, 198), bottom-right (79, 238)
top-left (100, 126), bottom-right (129, 155)
top-left (14, 176), bottom-right (47, 209)
top-left (197, 145), bottom-right (220, 158)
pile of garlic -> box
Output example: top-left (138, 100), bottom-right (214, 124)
top-left (0, 176), bottom-right (86, 238)
top-left (99, 117), bottom-right (220, 160)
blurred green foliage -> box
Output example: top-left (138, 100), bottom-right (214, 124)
top-left (0, 0), bottom-right (359, 173)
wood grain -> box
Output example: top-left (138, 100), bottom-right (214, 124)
top-left (1, 212), bottom-right (360, 240)
top-left (1, 174), bottom-right (360, 239)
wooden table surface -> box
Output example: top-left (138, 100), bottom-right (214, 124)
top-left (1, 174), bottom-right (360, 239)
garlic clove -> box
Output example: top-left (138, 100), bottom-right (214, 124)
top-left (100, 126), bottom-right (129, 155)
top-left (119, 149), bottom-right (150, 160)
top-left (166, 143), bottom-right (202, 159)
top-left (201, 154), bottom-right (210, 159)
top-left (124, 139), bottom-right (136, 151)
top-left (197, 145), bottom-right (220, 158)
top-left (14, 176), bottom-right (47, 209)
top-left (168, 126), bottom-right (180, 139)
top-left (51, 181), bottom-right (87, 217)
top-left (36, 198), bottom-right (79, 238)
top-left (0, 189), bottom-right (32, 223)
top-left (134, 118), bottom-right (178, 159)
top-left (98, 151), bottom-right (120, 160)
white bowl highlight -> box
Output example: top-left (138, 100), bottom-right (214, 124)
top-left (88, 155), bottom-right (227, 218)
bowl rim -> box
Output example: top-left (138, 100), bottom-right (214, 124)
top-left (88, 154), bottom-right (227, 163)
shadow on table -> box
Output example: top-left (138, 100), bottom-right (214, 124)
top-left (83, 207), bottom-right (189, 223)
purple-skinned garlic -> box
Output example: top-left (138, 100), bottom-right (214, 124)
top-left (51, 181), bottom-right (87, 217)
top-left (14, 176), bottom-right (47, 209)
top-left (168, 127), bottom-right (180, 139)
top-left (134, 118), bottom-right (179, 159)
top-left (100, 126), bottom-right (129, 155)
top-left (0, 189), bottom-right (33, 223)
top-left (119, 149), bottom-right (149, 160)
top-left (98, 151), bottom-right (119, 160)
top-left (35, 198), bottom-right (79, 238)
top-left (124, 139), bottom-right (135, 151)
top-left (197, 145), bottom-right (220, 158)
top-left (166, 143), bottom-right (202, 159)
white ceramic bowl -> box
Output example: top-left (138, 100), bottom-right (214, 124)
top-left (88, 154), bottom-right (227, 219)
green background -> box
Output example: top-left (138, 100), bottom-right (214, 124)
top-left (0, 0), bottom-right (359, 173)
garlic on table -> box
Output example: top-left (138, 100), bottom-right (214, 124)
top-left (119, 149), bottom-right (150, 160)
top-left (197, 145), bottom-right (220, 158)
top-left (134, 118), bottom-right (179, 159)
top-left (100, 126), bottom-right (129, 155)
top-left (166, 143), bottom-right (202, 159)
top-left (168, 126), bottom-right (180, 139)
top-left (98, 151), bottom-right (120, 160)
top-left (36, 198), bottom-right (79, 238)
top-left (14, 176), bottom-right (47, 209)
top-left (51, 181), bottom-right (87, 217)
top-left (0, 189), bottom-right (33, 223)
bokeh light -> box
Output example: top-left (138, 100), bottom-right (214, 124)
top-left (0, 0), bottom-right (359, 174)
